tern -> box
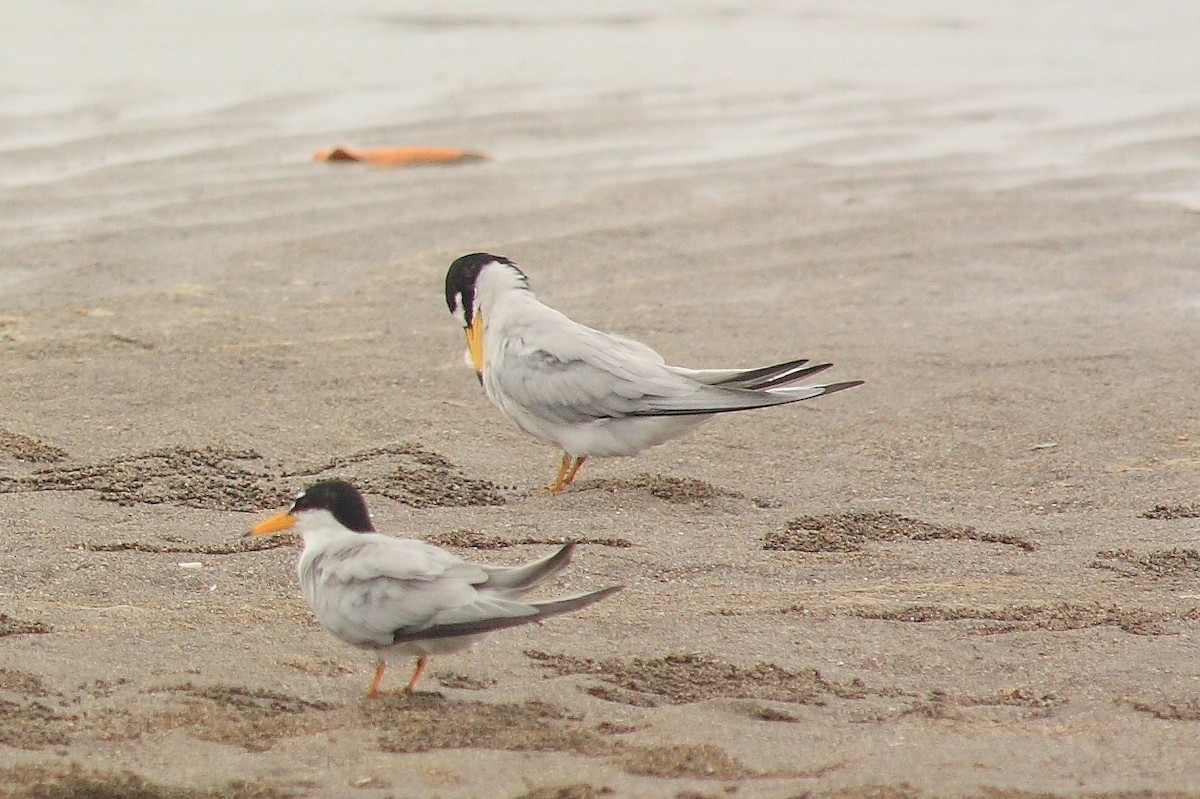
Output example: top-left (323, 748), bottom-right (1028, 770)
top-left (247, 479), bottom-right (620, 696)
top-left (445, 252), bottom-right (862, 491)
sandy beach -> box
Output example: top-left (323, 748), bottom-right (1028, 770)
top-left (2, 2), bottom-right (1200, 797)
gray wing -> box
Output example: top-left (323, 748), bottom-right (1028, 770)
top-left (304, 536), bottom-right (539, 647)
top-left (493, 310), bottom-right (861, 420)
top-left (491, 309), bottom-right (729, 424)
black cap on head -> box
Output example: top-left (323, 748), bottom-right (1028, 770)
top-left (291, 479), bottom-right (374, 533)
top-left (445, 253), bottom-right (523, 327)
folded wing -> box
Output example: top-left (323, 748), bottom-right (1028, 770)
top-left (304, 537), bottom-right (616, 648)
top-left (492, 318), bottom-right (703, 425)
top-left (494, 314), bottom-right (862, 422)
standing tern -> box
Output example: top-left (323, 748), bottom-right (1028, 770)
top-left (444, 252), bottom-right (863, 491)
top-left (247, 479), bottom-right (621, 697)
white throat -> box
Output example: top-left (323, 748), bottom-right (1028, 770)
top-left (294, 509), bottom-right (356, 552)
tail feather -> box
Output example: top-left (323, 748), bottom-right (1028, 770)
top-left (482, 543), bottom-right (574, 594)
top-left (679, 359), bottom-right (840, 390)
top-left (744, 362), bottom-right (834, 390)
top-left (701, 358), bottom-right (809, 387)
top-left (767, 379), bottom-right (864, 400)
top-left (680, 358), bottom-right (809, 388)
top-left (628, 379), bottom-right (863, 417)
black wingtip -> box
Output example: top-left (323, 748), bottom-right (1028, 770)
top-left (711, 358), bottom-right (810, 387)
top-left (600, 584), bottom-right (625, 599)
top-left (388, 583), bottom-right (622, 646)
top-left (753, 361), bottom-right (835, 390)
top-left (587, 584), bottom-right (624, 601)
top-left (818, 379), bottom-right (865, 397)
top-left (530, 585), bottom-right (624, 618)
top-left (549, 541), bottom-right (576, 568)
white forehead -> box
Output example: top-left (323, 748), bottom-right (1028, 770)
top-left (450, 294), bottom-right (470, 327)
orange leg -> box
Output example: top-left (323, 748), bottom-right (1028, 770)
top-left (549, 454), bottom-right (588, 492)
top-left (548, 453), bottom-right (572, 492)
top-left (562, 455), bottom-right (587, 488)
top-left (366, 660), bottom-right (386, 699)
top-left (404, 655), bottom-right (428, 694)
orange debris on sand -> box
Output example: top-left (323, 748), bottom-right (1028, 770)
top-left (313, 147), bottom-right (490, 167)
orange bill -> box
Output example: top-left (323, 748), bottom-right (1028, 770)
top-left (313, 147), bottom-right (489, 167)
top-left (465, 312), bottom-right (484, 374)
top-left (248, 512), bottom-right (297, 537)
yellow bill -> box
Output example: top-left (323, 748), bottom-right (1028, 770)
top-left (464, 312), bottom-right (484, 374)
top-left (247, 511), bottom-right (297, 537)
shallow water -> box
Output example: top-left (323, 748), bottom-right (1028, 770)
top-left (1, 1), bottom-right (1197, 300)
top-left (4, 1), bottom-right (1199, 179)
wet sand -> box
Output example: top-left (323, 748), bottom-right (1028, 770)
top-left (3, 3), bottom-right (1200, 798)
